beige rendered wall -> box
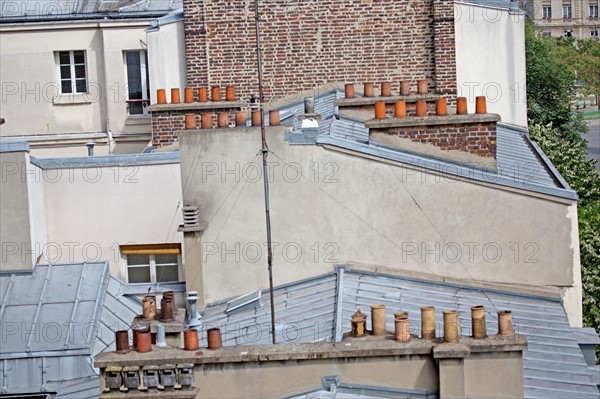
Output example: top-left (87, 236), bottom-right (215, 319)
top-left (41, 160), bottom-right (183, 280)
top-left (1, 151), bottom-right (35, 270)
top-left (194, 356), bottom-right (437, 399)
top-left (147, 20), bottom-right (187, 105)
top-left (455, 3), bottom-right (528, 127)
top-left (179, 128), bottom-right (579, 321)
top-left (0, 21), bottom-right (152, 139)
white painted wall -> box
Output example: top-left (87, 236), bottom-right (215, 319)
top-left (455, 3), bottom-right (528, 127)
top-left (1, 151), bottom-right (35, 269)
top-left (147, 19), bottom-right (187, 104)
top-left (26, 154), bottom-right (48, 266)
top-left (0, 21), bottom-right (152, 138)
top-left (41, 160), bottom-right (183, 280)
top-left (179, 128), bottom-right (582, 326)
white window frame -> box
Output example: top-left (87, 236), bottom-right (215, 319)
top-left (592, 29), bottom-right (599, 37)
top-left (562, 3), bottom-right (572, 19)
top-left (121, 244), bottom-right (182, 283)
top-left (590, 4), bottom-right (599, 18)
top-left (542, 5), bottom-right (552, 19)
top-left (56, 50), bottom-right (88, 94)
top-left (124, 50), bottom-right (150, 116)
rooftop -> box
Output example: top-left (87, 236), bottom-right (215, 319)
top-left (0, 0), bottom-right (183, 23)
top-left (197, 265), bottom-right (599, 398)
top-left (276, 88), bottom-right (576, 201)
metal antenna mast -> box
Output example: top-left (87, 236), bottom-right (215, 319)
top-left (253, 0), bottom-right (276, 345)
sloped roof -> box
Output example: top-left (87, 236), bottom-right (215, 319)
top-left (0, 0), bottom-right (182, 22)
top-left (203, 266), bottom-right (600, 399)
top-left (0, 262), bottom-right (109, 358)
top-left (457, 0), bottom-right (523, 12)
top-left (279, 89), bottom-right (576, 200)
top-left (0, 263), bottom-right (139, 397)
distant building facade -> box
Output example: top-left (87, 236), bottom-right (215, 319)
top-left (0, 0), bottom-right (182, 157)
top-left (525, 0), bottom-right (600, 39)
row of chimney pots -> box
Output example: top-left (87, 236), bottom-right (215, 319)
top-left (374, 96), bottom-right (487, 119)
top-left (352, 304), bottom-right (513, 343)
top-left (113, 292), bottom-right (222, 354)
top-left (156, 86), bottom-right (238, 104)
top-left (181, 109), bottom-right (281, 129)
top-left (158, 80), bottom-right (433, 105)
top-left (345, 80), bottom-right (433, 98)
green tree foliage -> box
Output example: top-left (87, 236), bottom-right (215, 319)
top-left (549, 36), bottom-right (600, 103)
top-left (579, 202), bottom-right (600, 361)
top-left (525, 23), bottom-right (582, 134)
top-left (526, 21), bottom-right (600, 361)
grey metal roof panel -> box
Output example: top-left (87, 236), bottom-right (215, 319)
top-left (0, 141), bottom-right (29, 153)
top-left (0, 264), bottom-right (142, 397)
top-left (278, 89), bottom-right (575, 200)
top-left (457, 0), bottom-right (523, 12)
top-left (0, 262), bottom-right (109, 359)
top-left (495, 124), bottom-right (562, 189)
top-left (30, 151), bottom-right (180, 169)
top-left (93, 276), bottom-right (141, 355)
top-left (572, 327), bottom-right (600, 345)
top-left (0, 0), bottom-right (182, 21)
top-left (338, 269), bottom-right (600, 398)
top-left (202, 273), bottom-right (338, 346)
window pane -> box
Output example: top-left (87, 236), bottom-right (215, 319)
top-left (155, 254), bottom-right (178, 265)
top-left (75, 65), bottom-right (86, 79)
top-left (128, 266), bottom-right (151, 283)
top-left (75, 79), bottom-right (87, 93)
top-left (60, 65), bottom-right (71, 79)
top-left (127, 254), bottom-right (150, 266)
top-left (61, 80), bottom-right (72, 94)
top-left (126, 51), bottom-right (142, 99)
top-left (156, 265), bottom-right (179, 282)
top-left (59, 51), bottom-right (70, 65)
top-left (73, 51), bottom-right (85, 64)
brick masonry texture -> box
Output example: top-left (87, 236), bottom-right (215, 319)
top-left (183, 0), bottom-right (457, 104)
top-left (151, 109), bottom-right (239, 147)
top-left (376, 122), bottom-right (497, 158)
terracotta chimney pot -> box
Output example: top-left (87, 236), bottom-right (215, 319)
top-left (184, 88), bottom-right (194, 103)
top-left (415, 99), bottom-right (427, 117)
top-left (456, 97), bottom-right (468, 114)
top-left (345, 83), bottom-right (355, 99)
top-left (394, 100), bottom-right (407, 118)
top-left (201, 113), bottom-right (213, 129)
top-left (381, 82), bottom-right (392, 97)
top-left (198, 87), bottom-right (208, 103)
top-left (156, 89), bottom-right (167, 104)
top-left (374, 101), bottom-right (386, 119)
top-left (399, 80), bottom-right (410, 96)
top-left (171, 88), bottom-right (180, 104)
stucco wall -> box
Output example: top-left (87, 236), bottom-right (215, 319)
top-left (0, 21), bottom-right (152, 138)
top-left (40, 160), bottom-right (183, 280)
top-left (147, 20), bottom-right (187, 105)
top-left (455, 3), bottom-right (528, 127)
top-left (179, 128), bottom-right (578, 312)
top-left (1, 151), bottom-right (35, 269)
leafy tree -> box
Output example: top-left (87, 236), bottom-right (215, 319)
top-left (579, 202), bottom-right (600, 361)
top-left (526, 21), bottom-right (600, 362)
top-left (525, 23), bottom-right (583, 135)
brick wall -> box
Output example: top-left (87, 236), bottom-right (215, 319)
top-left (151, 110), bottom-right (242, 147)
top-left (433, 0), bottom-right (457, 98)
top-left (152, 111), bottom-right (187, 147)
top-left (378, 122), bottom-right (497, 158)
top-left (183, 0), bottom-right (457, 103)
